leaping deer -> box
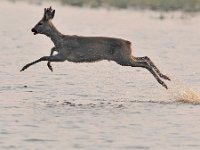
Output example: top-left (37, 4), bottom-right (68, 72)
top-left (21, 7), bottom-right (170, 89)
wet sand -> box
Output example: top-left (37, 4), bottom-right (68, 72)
top-left (1, 1), bottom-right (200, 150)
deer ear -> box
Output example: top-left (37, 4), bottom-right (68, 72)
top-left (51, 10), bottom-right (55, 19)
top-left (43, 8), bottom-right (47, 21)
top-left (44, 13), bottom-right (48, 21)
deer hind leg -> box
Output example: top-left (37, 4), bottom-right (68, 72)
top-left (136, 56), bottom-right (170, 81)
top-left (116, 56), bottom-right (168, 89)
top-left (47, 47), bottom-right (57, 72)
top-left (21, 54), bottom-right (65, 72)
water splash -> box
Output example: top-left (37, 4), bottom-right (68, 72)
top-left (167, 77), bottom-right (200, 104)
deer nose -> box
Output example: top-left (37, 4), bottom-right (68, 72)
top-left (31, 28), bottom-right (38, 35)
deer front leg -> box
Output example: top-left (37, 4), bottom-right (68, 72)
top-left (20, 54), bottom-right (64, 72)
top-left (47, 47), bottom-right (57, 72)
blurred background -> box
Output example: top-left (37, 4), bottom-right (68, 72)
top-left (8, 0), bottom-right (200, 12)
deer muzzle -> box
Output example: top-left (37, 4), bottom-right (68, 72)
top-left (31, 28), bottom-right (38, 35)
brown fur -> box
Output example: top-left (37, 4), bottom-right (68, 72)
top-left (21, 7), bottom-right (170, 89)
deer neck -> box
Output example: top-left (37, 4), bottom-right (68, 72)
top-left (46, 21), bottom-right (63, 46)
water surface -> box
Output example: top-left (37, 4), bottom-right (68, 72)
top-left (1, 1), bottom-right (200, 150)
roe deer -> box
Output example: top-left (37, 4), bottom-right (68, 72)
top-left (21, 7), bottom-right (170, 89)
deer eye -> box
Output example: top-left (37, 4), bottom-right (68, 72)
top-left (38, 22), bottom-right (43, 26)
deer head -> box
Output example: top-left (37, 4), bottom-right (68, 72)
top-left (31, 7), bottom-right (55, 35)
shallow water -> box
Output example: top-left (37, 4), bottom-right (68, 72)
top-left (1, 1), bottom-right (200, 150)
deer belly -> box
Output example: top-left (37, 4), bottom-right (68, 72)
top-left (66, 52), bottom-right (102, 63)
